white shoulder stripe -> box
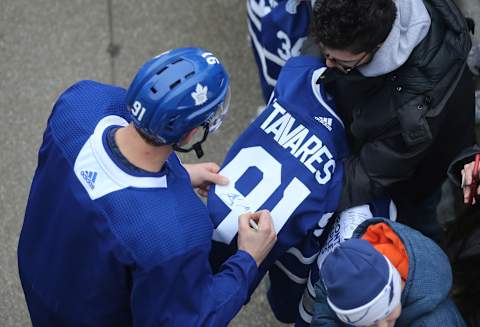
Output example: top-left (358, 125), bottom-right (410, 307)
top-left (74, 115), bottom-right (167, 200)
top-left (311, 68), bottom-right (345, 128)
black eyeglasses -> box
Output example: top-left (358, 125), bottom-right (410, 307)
top-left (320, 44), bottom-right (379, 74)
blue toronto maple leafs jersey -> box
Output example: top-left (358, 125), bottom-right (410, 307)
top-left (247, 0), bottom-right (312, 102)
top-left (208, 56), bottom-right (349, 324)
top-left (17, 80), bottom-right (257, 327)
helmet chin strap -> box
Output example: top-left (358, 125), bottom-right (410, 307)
top-left (172, 124), bottom-right (209, 158)
top-left (192, 143), bottom-right (204, 158)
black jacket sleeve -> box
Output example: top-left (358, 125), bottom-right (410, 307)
top-left (338, 133), bottom-right (432, 211)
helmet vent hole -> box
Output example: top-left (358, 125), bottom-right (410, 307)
top-left (169, 80), bottom-right (181, 89)
top-left (171, 59), bottom-right (183, 65)
top-left (156, 66), bottom-right (168, 75)
top-left (150, 87), bottom-right (157, 94)
top-left (185, 71), bottom-right (195, 79)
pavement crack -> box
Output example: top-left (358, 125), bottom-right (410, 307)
top-left (107, 0), bottom-right (121, 83)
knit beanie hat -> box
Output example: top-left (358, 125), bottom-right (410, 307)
top-left (321, 239), bottom-right (402, 326)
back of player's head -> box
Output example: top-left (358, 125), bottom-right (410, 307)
top-left (311, 0), bottom-right (396, 54)
top-left (126, 47), bottom-right (230, 157)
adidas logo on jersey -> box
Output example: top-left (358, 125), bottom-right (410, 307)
top-left (81, 170), bottom-right (98, 190)
top-left (314, 116), bottom-right (332, 131)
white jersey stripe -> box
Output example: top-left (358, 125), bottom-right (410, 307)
top-left (74, 115), bottom-right (167, 200)
top-left (286, 247), bottom-right (319, 265)
top-left (247, 20), bottom-right (286, 87)
top-left (311, 68), bottom-right (345, 128)
top-left (299, 298), bottom-right (313, 323)
top-left (307, 272), bottom-right (316, 297)
top-left (246, 0), bottom-right (262, 31)
top-left (274, 261), bottom-right (308, 284)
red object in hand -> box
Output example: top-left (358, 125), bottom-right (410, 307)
top-left (467, 153), bottom-right (480, 205)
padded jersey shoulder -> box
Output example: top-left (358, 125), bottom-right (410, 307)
top-left (49, 80), bottom-right (129, 163)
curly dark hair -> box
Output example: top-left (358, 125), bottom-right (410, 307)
top-left (311, 0), bottom-right (397, 54)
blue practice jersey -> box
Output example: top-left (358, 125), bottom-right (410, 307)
top-left (18, 81), bottom-right (257, 327)
top-left (247, 0), bottom-right (312, 102)
top-left (208, 56), bottom-right (349, 324)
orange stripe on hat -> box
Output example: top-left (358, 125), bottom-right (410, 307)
top-left (361, 223), bottom-right (409, 281)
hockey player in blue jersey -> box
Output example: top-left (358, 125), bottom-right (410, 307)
top-left (17, 47), bottom-right (277, 327)
top-left (247, 0), bottom-right (312, 102)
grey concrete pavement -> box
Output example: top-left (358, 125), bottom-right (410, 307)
top-left (0, 0), bottom-right (287, 326)
top-left (3, 0), bottom-right (480, 326)
top-left (458, 0), bottom-right (480, 45)
top-left (1, 1), bottom-right (111, 326)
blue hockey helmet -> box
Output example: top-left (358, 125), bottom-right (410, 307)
top-left (126, 47), bottom-right (230, 157)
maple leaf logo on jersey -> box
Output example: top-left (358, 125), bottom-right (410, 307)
top-left (191, 83), bottom-right (208, 106)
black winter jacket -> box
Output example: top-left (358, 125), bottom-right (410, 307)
top-left (321, 0), bottom-right (475, 216)
top-left (446, 145), bottom-right (480, 325)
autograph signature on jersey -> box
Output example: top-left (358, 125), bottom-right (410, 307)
top-left (220, 193), bottom-right (251, 212)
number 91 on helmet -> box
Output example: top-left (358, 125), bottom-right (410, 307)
top-left (126, 47), bottom-right (231, 158)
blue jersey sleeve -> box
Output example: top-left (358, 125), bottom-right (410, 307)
top-left (131, 247), bottom-right (257, 327)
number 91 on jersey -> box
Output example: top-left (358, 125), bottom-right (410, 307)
top-left (212, 146), bottom-right (311, 244)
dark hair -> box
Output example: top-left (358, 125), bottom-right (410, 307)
top-left (134, 125), bottom-right (165, 147)
top-left (311, 0), bottom-right (397, 54)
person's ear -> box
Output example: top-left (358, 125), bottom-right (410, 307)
top-left (178, 128), bottom-right (198, 145)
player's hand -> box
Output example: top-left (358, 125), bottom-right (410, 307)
top-left (461, 160), bottom-right (480, 204)
top-left (237, 210), bottom-right (277, 267)
top-left (184, 162), bottom-right (229, 197)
